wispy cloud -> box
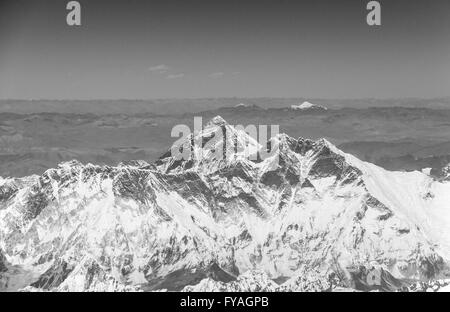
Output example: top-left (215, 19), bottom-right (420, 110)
top-left (166, 73), bottom-right (185, 80)
top-left (209, 72), bottom-right (225, 79)
top-left (148, 64), bottom-right (169, 73)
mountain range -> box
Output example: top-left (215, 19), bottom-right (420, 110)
top-left (1, 116), bottom-right (450, 292)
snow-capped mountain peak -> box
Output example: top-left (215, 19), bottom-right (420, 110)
top-left (205, 115), bottom-right (228, 128)
top-left (291, 101), bottom-right (327, 111)
top-left (156, 116), bottom-right (261, 174)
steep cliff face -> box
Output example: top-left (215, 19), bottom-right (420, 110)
top-left (1, 116), bottom-right (450, 292)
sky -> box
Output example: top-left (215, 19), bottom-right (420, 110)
top-left (0, 0), bottom-right (449, 99)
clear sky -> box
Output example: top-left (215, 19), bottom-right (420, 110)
top-left (0, 0), bottom-right (449, 99)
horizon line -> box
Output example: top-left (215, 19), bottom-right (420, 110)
top-left (1, 96), bottom-right (450, 102)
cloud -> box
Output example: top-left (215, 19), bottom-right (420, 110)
top-left (148, 64), bottom-right (169, 73)
top-left (209, 72), bottom-right (225, 79)
top-left (148, 64), bottom-right (185, 79)
top-left (166, 73), bottom-right (185, 79)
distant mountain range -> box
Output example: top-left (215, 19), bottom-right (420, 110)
top-left (1, 98), bottom-right (450, 115)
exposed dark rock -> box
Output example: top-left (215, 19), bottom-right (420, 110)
top-left (0, 250), bottom-right (7, 273)
top-left (30, 259), bottom-right (75, 289)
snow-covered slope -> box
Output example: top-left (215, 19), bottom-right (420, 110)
top-left (182, 269), bottom-right (335, 292)
top-left (182, 270), bottom-right (280, 292)
top-left (1, 116), bottom-right (450, 292)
